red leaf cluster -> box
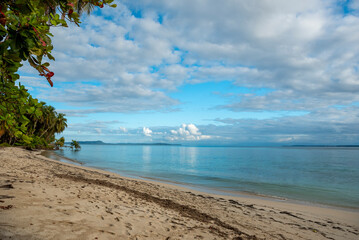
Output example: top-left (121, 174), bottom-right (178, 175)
top-left (40, 66), bottom-right (54, 87)
top-left (46, 72), bottom-right (54, 78)
top-left (96, 1), bottom-right (104, 8)
top-left (0, 10), bottom-right (6, 26)
top-left (32, 27), bottom-right (46, 47)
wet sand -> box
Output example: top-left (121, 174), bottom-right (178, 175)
top-left (0, 147), bottom-right (358, 239)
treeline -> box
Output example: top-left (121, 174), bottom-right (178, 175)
top-left (0, 81), bottom-right (67, 149)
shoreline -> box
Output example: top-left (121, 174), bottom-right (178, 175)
top-left (138, 175), bottom-right (359, 213)
top-left (1, 147), bottom-right (359, 239)
top-left (45, 149), bottom-right (359, 212)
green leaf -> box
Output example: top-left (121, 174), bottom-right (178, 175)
top-left (47, 53), bottom-right (55, 60)
top-left (27, 107), bottom-right (35, 114)
top-left (35, 108), bottom-right (43, 117)
top-left (20, 124), bottom-right (28, 133)
top-left (13, 74), bottom-right (20, 80)
top-left (0, 25), bottom-right (7, 33)
top-left (22, 135), bottom-right (33, 144)
top-left (15, 131), bottom-right (22, 138)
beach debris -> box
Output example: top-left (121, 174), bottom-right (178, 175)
top-left (279, 211), bottom-right (301, 219)
top-left (0, 195), bottom-right (15, 199)
top-left (105, 207), bottom-right (113, 214)
top-left (229, 199), bottom-right (240, 205)
top-left (0, 184), bottom-right (14, 189)
top-left (232, 237), bottom-right (243, 240)
top-left (0, 205), bottom-right (13, 210)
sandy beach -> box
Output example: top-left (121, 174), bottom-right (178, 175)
top-left (0, 147), bottom-right (358, 240)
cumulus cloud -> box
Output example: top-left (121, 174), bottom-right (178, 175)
top-left (19, 0), bottom-right (359, 116)
top-left (121, 0), bottom-right (359, 112)
top-left (20, 3), bottom-right (182, 114)
top-left (143, 127), bottom-right (153, 137)
top-left (167, 124), bottom-right (211, 141)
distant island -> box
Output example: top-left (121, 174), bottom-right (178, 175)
top-left (66, 141), bottom-right (181, 146)
top-left (284, 145), bottom-right (359, 148)
top-left (62, 142), bottom-right (359, 148)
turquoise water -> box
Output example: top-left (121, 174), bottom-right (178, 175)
top-left (53, 145), bottom-right (359, 209)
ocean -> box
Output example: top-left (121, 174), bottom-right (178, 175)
top-left (49, 144), bottom-right (359, 209)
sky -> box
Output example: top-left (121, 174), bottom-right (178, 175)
top-left (19, 0), bottom-right (359, 145)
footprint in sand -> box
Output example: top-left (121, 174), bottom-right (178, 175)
top-left (125, 223), bottom-right (132, 230)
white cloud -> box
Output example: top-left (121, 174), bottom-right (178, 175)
top-left (60, 105), bottom-right (359, 144)
top-left (143, 127), bottom-right (153, 137)
top-left (19, 0), bottom-right (359, 116)
top-left (212, 105), bottom-right (359, 144)
top-left (119, 127), bottom-right (128, 133)
top-left (167, 124), bottom-right (212, 141)
top-left (349, 0), bottom-right (359, 11)
top-left (18, 0), bottom-right (359, 145)
top-left (187, 124), bottom-right (200, 135)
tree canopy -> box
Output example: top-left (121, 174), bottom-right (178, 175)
top-left (1, 0), bottom-right (116, 86)
top-left (0, 0), bottom-right (116, 148)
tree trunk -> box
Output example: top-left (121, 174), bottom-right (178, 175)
top-left (31, 120), bottom-right (38, 135)
top-left (0, 122), bottom-right (5, 139)
top-left (0, 127), bottom-right (5, 139)
top-left (39, 121), bottom-right (57, 139)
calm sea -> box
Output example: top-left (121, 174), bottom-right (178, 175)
top-left (50, 145), bottom-right (359, 209)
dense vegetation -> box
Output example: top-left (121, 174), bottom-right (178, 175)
top-left (0, 0), bottom-right (116, 149)
top-left (0, 81), bottom-right (67, 148)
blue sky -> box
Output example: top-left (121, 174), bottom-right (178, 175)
top-left (19, 0), bottom-right (359, 145)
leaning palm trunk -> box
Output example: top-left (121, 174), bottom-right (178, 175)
top-left (31, 119), bottom-right (38, 135)
top-left (39, 121), bottom-right (57, 139)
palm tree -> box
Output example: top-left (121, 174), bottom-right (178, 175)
top-left (70, 140), bottom-right (81, 150)
top-left (38, 105), bottom-right (57, 140)
top-left (55, 136), bottom-right (65, 149)
top-left (47, 112), bottom-right (67, 143)
top-left (74, 0), bottom-right (96, 15)
top-left (55, 113), bottom-right (67, 134)
top-left (43, 0), bottom-right (97, 18)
